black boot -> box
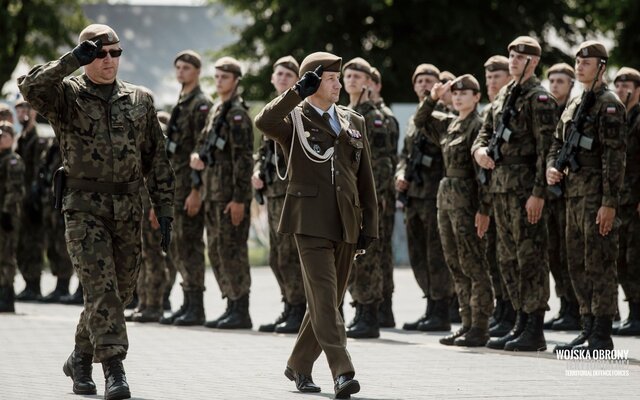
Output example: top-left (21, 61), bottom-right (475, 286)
top-left (454, 326), bottom-right (490, 347)
top-left (347, 302), bottom-right (363, 329)
top-left (204, 298), bottom-right (232, 328)
top-left (275, 303), bottom-right (306, 334)
top-left (102, 357), bottom-right (130, 400)
top-left (439, 326), bottom-right (470, 346)
top-left (418, 298), bottom-right (451, 332)
top-left (552, 299), bottom-right (581, 330)
top-left (162, 289), bottom-right (171, 311)
top-left (449, 297), bottom-right (461, 323)
top-left (486, 310), bottom-right (527, 350)
top-left (131, 306), bottom-right (163, 323)
top-left (544, 296), bottom-right (566, 329)
top-left (60, 283), bottom-right (84, 305)
top-left (40, 277), bottom-right (70, 303)
top-left (489, 300), bottom-right (515, 337)
top-left (489, 297), bottom-right (504, 328)
top-left (174, 290), bottom-right (205, 326)
top-left (615, 302), bottom-right (640, 336)
top-left (159, 289), bottom-right (189, 325)
top-left (16, 278), bottom-right (42, 301)
top-left (217, 294), bottom-right (252, 329)
top-left (347, 303), bottom-right (380, 339)
top-left (554, 314), bottom-right (593, 352)
top-left (403, 298), bottom-right (431, 330)
top-left (0, 285), bottom-right (15, 313)
top-left (125, 292), bottom-right (138, 310)
top-left (259, 301), bottom-right (290, 332)
top-left (378, 296), bottom-right (395, 328)
top-left (62, 348), bottom-right (96, 395)
top-left (574, 316), bottom-right (614, 353)
top-left (504, 310), bottom-right (546, 351)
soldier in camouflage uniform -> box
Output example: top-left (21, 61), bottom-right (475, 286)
top-left (370, 67), bottom-right (399, 328)
top-left (543, 63), bottom-right (581, 331)
top-left (612, 67), bottom-right (640, 336)
top-left (18, 24), bottom-right (175, 399)
top-left (396, 63), bottom-right (455, 332)
top-left (0, 122), bottom-right (25, 313)
top-left (548, 41), bottom-right (625, 352)
top-left (473, 36), bottom-right (555, 352)
top-left (0, 103), bottom-right (13, 123)
top-left (14, 99), bottom-right (47, 301)
top-left (191, 57), bottom-right (253, 330)
top-left (159, 50), bottom-right (212, 327)
top-left (415, 74), bottom-right (494, 346)
top-left (254, 56), bottom-right (306, 334)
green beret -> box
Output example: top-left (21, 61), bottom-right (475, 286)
top-left (299, 52), bottom-right (342, 76)
top-left (439, 71), bottom-right (456, 83)
top-left (614, 67), bottom-right (640, 84)
top-left (370, 67), bottom-right (381, 84)
top-left (174, 50), bottom-right (202, 69)
top-left (484, 55), bottom-right (509, 72)
top-left (412, 63), bottom-right (440, 84)
top-left (214, 56), bottom-right (242, 77)
top-left (450, 74), bottom-right (480, 92)
top-left (547, 63), bottom-right (575, 79)
top-left (0, 121), bottom-right (15, 137)
top-left (576, 40), bottom-right (608, 59)
top-left (343, 57), bottom-right (372, 76)
top-left (273, 55), bottom-right (300, 76)
top-left (78, 24), bottom-right (119, 45)
top-left (508, 36), bottom-right (542, 56)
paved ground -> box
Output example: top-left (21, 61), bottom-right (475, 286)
top-left (1, 267), bottom-right (639, 400)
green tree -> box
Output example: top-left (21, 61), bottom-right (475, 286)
top-left (0, 0), bottom-right (87, 93)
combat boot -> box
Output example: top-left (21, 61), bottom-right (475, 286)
top-left (489, 297), bottom-right (504, 328)
top-left (615, 302), bottom-right (640, 336)
top-left (347, 303), bottom-right (380, 339)
top-left (347, 302), bottom-right (363, 329)
top-left (403, 298), bottom-right (431, 330)
top-left (259, 301), bottom-right (290, 332)
top-left (217, 294), bottom-right (252, 329)
top-left (418, 298), bottom-right (451, 332)
top-left (204, 298), bottom-right (232, 328)
top-left (125, 292), bottom-right (138, 310)
top-left (159, 289), bottom-right (189, 325)
top-left (489, 300), bottom-right (515, 337)
top-left (486, 310), bottom-right (527, 350)
top-left (449, 297), bottom-right (461, 323)
top-left (62, 348), bottom-right (96, 395)
top-left (174, 290), bottom-right (205, 326)
top-left (162, 288), bottom-right (171, 311)
top-left (439, 326), bottom-right (470, 346)
top-left (40, 277), bottom-right (70, 303)
top-left (102, 356), bottom-right (130, 400)
top-left (554, 314), bottom-right (593, 352)
top-left (16, 278), bottom-right (42, 301)
top-left (0, 285), bottom-right (15, 313)
top-left (60, 283), bottom-right (84, 305)
top-left (552, 299), bottom-right (581, 331)
top-left (544, 296), bottom-right (566, 329)
top-left (574, 316), bottom-right (614, 354)
top-left (504, 310), bottom-right (546, 351)
top-left (454, 327), bottom-right (490, 347)
top-left (378, 296), bottom-right (395, 328)
top-left (132, 306), bottom-right (163, 323)
top-left (275, 303), bottom-right (306, 334)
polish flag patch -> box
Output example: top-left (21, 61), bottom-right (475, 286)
top-left (233, 115), bottom-right (243, 122)
top-left (199, 105), bottom-right (209, 112)
top-left (606, 106), bottom-right (617, 114)
top-left (538, 94), bottom-right (549, 102)
top-left (374, 119), bottom-right (384, 127)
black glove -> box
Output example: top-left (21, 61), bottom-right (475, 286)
top-left (356, 234), bottom-right (376, 252)
top-left (158, 216), bottom-right (172, 253)
top-left (294, 65), bottom-right (323, 99)
top-left (0, 212), bottom-right (13, 232)
top-left (72, 39), bottom-right (102, 66)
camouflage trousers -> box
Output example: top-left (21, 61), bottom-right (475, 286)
top-left (485, 219), bottom-right (508, 300)
top-left (43, 203), bottom-right (73, 279)
top-left (438, 207), bottom-right (494, 328)
top-left (267, 195), bottom-right (305, 305)
top-left (170, 203), bottom-right (206, 292)
top-left (404, 197), bottom-right (454, 300)
top-left (17, 204), bottom-right (45, 281)
top-left (204, 200), bottom-right (251, 300)
top-left (546, 198), bottom-right (576, 302)
top-left (566, 195), bottom-right (619, 316)
top-left (137, 209), bottom-right (169, 309)
top-left (0, 222), bottom-right (20, 287)
top-left (381, 189), bottom-right (396, 298)
top-left (349, 200), bottom-right (384, 305)
top-left (618, 203), bottom-right (640, 302)
top-left (493, 191), bottom-right (549, 313)
top-left (64, 210), bottom-right (141, 363)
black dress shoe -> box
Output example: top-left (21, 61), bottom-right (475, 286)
top-left (334, 374), bottom-right (360, 399)
top-left (284, 366), bottom-right (321, 393)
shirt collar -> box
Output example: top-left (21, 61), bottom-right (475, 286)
top-left (306, 101), bottom-right (338, 122)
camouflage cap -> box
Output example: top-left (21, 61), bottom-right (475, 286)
top-left (273, 55), bottom-right (300, 76)
top-left (450, 74), bottom-right (480, 92)
top-left (547, 63), bottom-right (575, 79)
top-left (576, 40), bottom-right (608, 59)
top-left (343, 57), bottom-right (372, 76)
top-left (370, 67), bottom-right (381, 84)
top-left (484, 55), bottom-right (509, 72)
top-left (508, 36), bottom-right (542, 56)
top-left (439, 71), bottom-right (456, 83)
top-left (412, 63), bottom-right (440, 84)
top-left (174, 50), bottom-right (202, 69)
top-left (614, 67), bottom-right (640, 84)
top-left (214, 56), bottom-right (242, 77)
top-left (0, 121), bottom-right (15, 137)
top-left (299, 52), bottom-right (342, 76)
top-left (78, 24), bottom-right (119, 45)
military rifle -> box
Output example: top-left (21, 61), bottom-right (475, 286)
top-left (254, 140), bottom-right (276, 205)
top-left (397, 133), bottom-right (432, 207)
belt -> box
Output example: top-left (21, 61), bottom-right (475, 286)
top-left (445, 168), bottom-right (474, 178)
top-left (576, 154), bottom-right (601, 169)
top-left (66, 177), bottom-right (142, 194)
top-left (497, 155), bottom-right (536, 165)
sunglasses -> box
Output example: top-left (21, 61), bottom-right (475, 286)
top-left (96, 49), bottom-right (123, 59)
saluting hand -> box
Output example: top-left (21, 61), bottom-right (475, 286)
top-left (225, 201), bottom-right (245, 226)
top-left (73, 39), bottom-right (102, 66)
top-left (430, 81), bottom-right (453, 101)
top-left (596, 206), bottom-right (616, 236)
top-left (294, 65), bottom-right (324, 99)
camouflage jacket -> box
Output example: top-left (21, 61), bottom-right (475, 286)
top-left (196, 95), bottom-right (253, 203)
top-left (253, 135), bottom-right (288, 198)
top-left (621, 103), bottom-right (640, 206)
top-left (472, 76), bottom-right (557, 197)
top-left (16, 125), bottom-right (47, 192)
top-left (548, 85), bottom-right (626, 207)
top-left (17, 52), bottom-right (175, 220)
top-left (415, 96), bottom-right (490, 214)
top-left (0, 149), bottom-right (25, 215)
top-left (167, 85), bottom-right (212, 202)
top-left (375, 98), bottom-right (400, 167)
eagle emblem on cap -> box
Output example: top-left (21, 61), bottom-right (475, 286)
top-left (518, 44), bottom-right (524, 52)
top-left (456, 81), bottom-right (464, 89)
top-left (107, 32), bottom-right (113, 41)
top-left (582, 48), bottom-right (588, 56)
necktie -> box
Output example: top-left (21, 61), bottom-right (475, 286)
top-left (322, 112), bottom-right (331, 123)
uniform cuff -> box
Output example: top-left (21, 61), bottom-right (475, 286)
top-left (532, 186), bottom-right (546, 199)
top-left (601, 196), bottom-right (618, 209)
top-left (155, 204), bottom-right (174, 219)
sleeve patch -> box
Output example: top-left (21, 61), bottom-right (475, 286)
top-left (537, 94), bottom-right (549, 102)
top-left (374, 119), bottom-right (384, 127)
top-left (233, 114), bottom-right (243, 123)
top-left (10, 159), bottom-right (17, 165)
top-left (606, 106), bottom-right (617, 114)
top-left (199, 105), bottom-right (210, 112)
